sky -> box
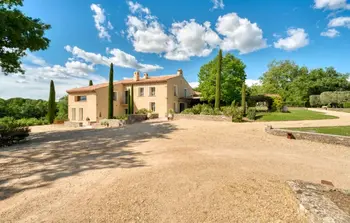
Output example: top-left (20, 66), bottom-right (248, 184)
top-left (1, 0), bottom-right (350, 99)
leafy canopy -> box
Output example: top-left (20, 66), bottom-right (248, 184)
top-left (198, 53), bottom-right (246, 105)
top-left (0, 0), bottom-right (51, 74)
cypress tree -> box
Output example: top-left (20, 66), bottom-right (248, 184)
top-left (215, 49), bottom-right (222, 109)
top-left (47, 80), bottom-right (56, 124)
top-left (108, 63), bottom-right (114, 119)
top-left (127, 89), bottom-right (131, 114)
top-left (241, 82), bottom-right (246, 115)
top-left (130, 84), bottom-right (134, 114)
top-left (89, 80), bottom-right (93, 86)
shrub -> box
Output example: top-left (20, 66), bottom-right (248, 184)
top-left (0, 117), bottom-right (30, 147)
top-left (221, 106), bottom-right (234, 116)
top-left (191, 104), bottom-right (203, 114)
top-left (320, 91), bottom-right (350, 106)
top-left (115, 115), bottom-right (128, 120)
top-left (168, 109), bottom-right (175, 115)
top-left (256, 106), bottom-right (268, 112)
top-left (246, 107), bottom-right (257, 120)
top-left (232, 107), bottom-right (244, 122)
top-left (271, 97), bottom-right (283, 112)
top-left (309, 95), bottom-right (321, 107)
top-left (136, 108), bottom-right (150, 115)
top-left (181, 108), bottom-right (194, 114)
top-left (344, 102), bottom-right (350, 108)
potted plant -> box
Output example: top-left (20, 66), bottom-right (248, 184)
top-left (168, 109), bottom-right (175, 120)
top-left (86, 117), bottom-right (91, 125)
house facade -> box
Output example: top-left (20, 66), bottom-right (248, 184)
top-left (66, 69), bottom-right (194, 122)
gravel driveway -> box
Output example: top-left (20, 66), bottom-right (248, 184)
top-left (1, 109), bottom-right (350, 222)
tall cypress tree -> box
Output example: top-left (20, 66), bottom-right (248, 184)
top-left (89, 80), bottom-right (93, 86)
top-left (215, 49), bottom-right (222, 109)
top-left (108, 63), bottom-right (114, 119)
top-left (241, 82), bottom-right (246, 115)
top-left (47, 80), bottom-right (56, 124)
top-left (127, 89), bottom-right (131, 114)
top-left (130, 84), bottom-right (134, 114)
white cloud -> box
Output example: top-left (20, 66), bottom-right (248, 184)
top-left (274, 28), bottom-right (309, 51)
top-left (24, 53), bottom-right (47, 66)
top-left (246, 79), bottom-right (261, 87)
top-left (65, 45), bottom-right (163, 72)
top-left (0, 64), bottom-right (107, 100)
top-left (216, 13), bottom-right (268, 54)
top-left (314, 0), bottom-right (350, 10)
top-left (189, 82), bottom-right (199, 88)
top-left (321, 28), bottom-right (340, 37)
top-left (65, 61), bottom-right (95, 73)
top-left (127, 1), bottom-right (151, 14)
top-left (211, 0), bottom-right (224, 10)
top-left (125, 2), bottom-right (267, 60)
top-left (328, 16), bottom-right (350, 28)
top-left (90, 4), bottom-right (113, 41)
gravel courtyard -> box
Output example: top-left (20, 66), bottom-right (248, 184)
top-left (1, 109), bottom-right (350, 222)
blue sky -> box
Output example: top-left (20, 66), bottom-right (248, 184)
top-left (1, 0), bottom-right (350, 99)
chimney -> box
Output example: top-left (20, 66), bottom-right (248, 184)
top-left (143, 73), bottom-right (149, 79)
top-left (177, 69), bottom-right (183, 76)
top-left (133, 71), bottom-right (140, 81)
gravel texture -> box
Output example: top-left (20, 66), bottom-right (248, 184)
top-left (1, 109), bottom-right (350, 222)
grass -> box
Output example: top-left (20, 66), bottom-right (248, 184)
top-left (329, 108), bottom-right (350, 113)
top-left (285, 126), bottom-right (350, 137)
top-left (256, 109), bottom-right (338, 121)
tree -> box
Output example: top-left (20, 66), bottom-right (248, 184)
top-left (108, 63), bottom-right (114, 119)
top-left (0, 0), bottom-right (51, 74)
top-left (56, 96), bottom-right (68, 120)
top-left (47, 80), bottom-right (56, 124)
top-left (199, 53), bottom-right (246, 105)
top-left (241, 82), bottom-right (246, 115)
top-left (127, 89), bottom-right (131, 114)
top-left (89, 80), bottom-right (93, 86)
top-left (215, 49), bottom-right (222, 109)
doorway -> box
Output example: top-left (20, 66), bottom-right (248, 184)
top-left (179, 103), bottom-right (185, 113)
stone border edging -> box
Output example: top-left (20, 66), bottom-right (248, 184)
top-left (265, 126), bottom-right (350, 147)
top-left (174, 114), bottom-right (231, 122)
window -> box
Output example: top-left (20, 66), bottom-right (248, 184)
top-left (113, 92), bottom-right (118, 101)
top-left (150, 102), bottom-right (156, 112)
top-left (79, 108), bottom-right (83, 121)
top-left (139, 87), bottom-right (144, 97)
top-left (72, 108), bottom-right (76, 121)
top-left (76, 96), bottom-right (87, 102)
top-left (174, 85), bottom-right (178, 96)
top-left (184, 88), bottom-right (187, 98)
top-left (149, 87), bottom-right (156, 96)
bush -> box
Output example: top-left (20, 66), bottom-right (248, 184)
top-left (343, 102), bottom-right (350, 108)
top-left (221, 106), bottom-right (235, 116)
top-left (309, 95), bottom-right (321, 107)
top-left (246, 108), bottom-right (257, 120)
top-left (0, 117), bottom-right (30, 147)
top-left (232, 107), bottom-right (244, 122)
top-left (271, 97), bottom-right (283, 112)
top-left (320, 91), bottom-right (350, 106)
top-left (256, 106), bottom-right (268, 112)
top-left (115, 115), bottom-right (128, 120)
top-left (181, 108), bottom-right (194, 114)
top-left (135, 108), bottom-right (150, 115)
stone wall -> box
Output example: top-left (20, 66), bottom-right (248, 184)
top-left (265, 126), bottom-right (350, 147)
top-left (174, 114), bottom-right (231, 122)
top-left (126, 114), bottom-right (147, 124)
top-left (64, 121), bottom-right (83, 127)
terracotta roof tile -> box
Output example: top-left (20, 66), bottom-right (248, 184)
top-left (66, 74), bottom-right (177, 94)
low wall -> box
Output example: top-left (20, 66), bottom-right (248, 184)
top-left (265, 126), bottom-right (350, 147)
top-left (64, 121), bottom-right (83, 127)
top-left (127, 114), bottom-right (147, 124)
top-left (174, 114), bottom-right (231, 122)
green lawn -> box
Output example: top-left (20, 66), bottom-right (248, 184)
top-left (285, 126), bottom-right (350, 136)
top-left (256, 109), bottom-right (338, 121)
top-left (329, 108), bottom-right (350, 113)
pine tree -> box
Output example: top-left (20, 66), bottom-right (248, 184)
top-left (130, 84), bottom-right (134, 114)
top-left (241, 82), bottom-right (246, 115)
top-left (108, 63), bottom-right (114, 119)
top-left (89, 80), bottom-right (93, 86)
top-left (47, 80), bottom-right (56, 124)
top-left (215, 49), bottom-right (222, 109)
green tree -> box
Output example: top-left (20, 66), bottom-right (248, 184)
top-left (215, 49), bottom-right (222, 109)
top-left (56, 96), bottom-right (68, 120)
top-left (0, 0), bottom-right (51, 74)
top-left (199, 53), bottom-right (246, 105)
top-left (47, 80), bottom-right (56, 124)
top-left (127, 89), bottom-right (131, 114)
top-left (108, 63), bottom-right (114, 119)
top-left (89, 80), bottom-right (93, 86)
top-left (241, 82), bottom-right (246, 115)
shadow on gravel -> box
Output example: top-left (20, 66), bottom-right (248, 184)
top-left (0, 122), bottom-right (177, 200)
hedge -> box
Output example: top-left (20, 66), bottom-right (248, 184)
top-left (309, 95), bottom-right (321, 107)
top-left (0, 117), bottom-right (30, 147)
top-left (320, 91), bottom-right (350, 106)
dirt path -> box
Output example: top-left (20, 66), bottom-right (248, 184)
top-left (1, 111), bottom-right (350, 222)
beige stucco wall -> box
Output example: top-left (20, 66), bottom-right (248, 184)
top-left (95, 84), bottom-right (125, 121)
top-left (166, 75), bottom-right (194, 113)
top-left (125, 82), bottom-right (168, 117)
top-left (68, 93), bottom-right (97, 122)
